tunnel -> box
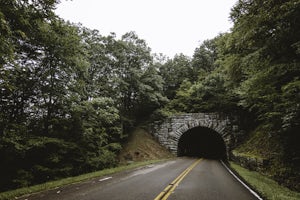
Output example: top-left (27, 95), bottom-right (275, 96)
top-left (177, 126), bottom-right (227, 160)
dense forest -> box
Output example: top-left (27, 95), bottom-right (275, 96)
top-left (0, 0), bottom-right (299, 192)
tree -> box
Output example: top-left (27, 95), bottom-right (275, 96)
top-left (71, 97), bottom-right (122, 171)
top-left (79, 27), bottom-right (114, 99)
top-left (34, 19), bottom-right (88, 136)
top-left (159, 54), bottom-right (192, 99)
top-left (168, 71), bottom-right (237, 114)
top-left (225, 0), bottom-right (300, 130)
top-left (0, 0), bottom-right (90, 190)
top-left (192, 38), bottom-right (219, 80)
top-left (134, 65), bottom-right (168, 120)
top-left (0, 0), bottom-right (59, 65)
top-left (0, 0), bottom-right (60, 135)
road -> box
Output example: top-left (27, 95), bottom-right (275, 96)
top-left (18, 158), bottom-right (260, 200)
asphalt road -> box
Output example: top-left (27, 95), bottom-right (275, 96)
top-left (18, 158), bottom-right (259, 200)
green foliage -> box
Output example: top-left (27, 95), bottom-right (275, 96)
top-left (225, 0), bottom-right (300, 131)
top-left (159, 54), bottom-right (192, 99)
top-left (0, 0), bottom-right (59, 65)
top-left (163, 35), bottom-right (240, 114)
top-left (134, 65), bottom-right (169, 120)
top-left (80, 29), bottom-right (167, 128)
top-left (224, 0), bottom-right (300, 190)
top-left (70, 98), bottom-right (122, 170)
top-left (192, 38), bottom-right (218, 75)
top-left (168, 71), bottom-right (237, 113)
top-left (0, 1), bottom-right (168, 192)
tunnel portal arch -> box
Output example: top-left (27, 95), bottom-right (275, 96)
top-left (177, 126), bottom-right (227, 159)
top-left (150, 113), bottom-right (242, 159)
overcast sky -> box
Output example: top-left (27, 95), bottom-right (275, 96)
top-left (55, 0), bottom-right (237, 58)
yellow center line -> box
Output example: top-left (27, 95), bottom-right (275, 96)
top-left (154, 158), bottom-right (202, 200)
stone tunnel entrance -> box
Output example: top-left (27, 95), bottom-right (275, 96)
top-left (151, 113), bottom-right (241, 160)
top-left (177, 126), bottom-right (227, 159)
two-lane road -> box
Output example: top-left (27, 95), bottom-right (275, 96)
top-left (19, 158), bottom-right (260, 200)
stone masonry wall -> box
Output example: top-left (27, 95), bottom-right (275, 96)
top-left (150, 113), bottom-right (243, 157)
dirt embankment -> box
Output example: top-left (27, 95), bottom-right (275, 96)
top-left (118, 128), bottom-right (174, 164)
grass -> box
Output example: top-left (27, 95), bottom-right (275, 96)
top-left (0, 159), bottom-right (168, 200)
top-left (230, 162), bottom-right (300, 200)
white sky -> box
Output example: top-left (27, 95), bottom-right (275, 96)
top-left (55, 0), bottom-right (237, 58)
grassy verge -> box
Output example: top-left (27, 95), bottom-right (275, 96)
top-left (230, 162), bottom-right (300, 200)
top-left (0, 159), bottom-right (169, 200)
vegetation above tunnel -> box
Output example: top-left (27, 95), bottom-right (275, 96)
top-left (0, 0), bottom-right (299, 192)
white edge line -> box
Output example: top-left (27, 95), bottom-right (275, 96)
top-left (221, 161), bottom-right (263, 200)
top-left (99, 177), bottom-right (112, 182)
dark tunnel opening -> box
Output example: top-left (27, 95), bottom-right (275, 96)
top-left (177, 127), bottom-right (227, 160)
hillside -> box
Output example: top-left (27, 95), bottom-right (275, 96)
top-left (118, 128), bottom-right (174, 164)
top-left (232, 126), bottom-right (300, 192)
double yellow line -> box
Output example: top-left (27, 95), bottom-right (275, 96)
top-left (154, 158), bottom-right (202, 200)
